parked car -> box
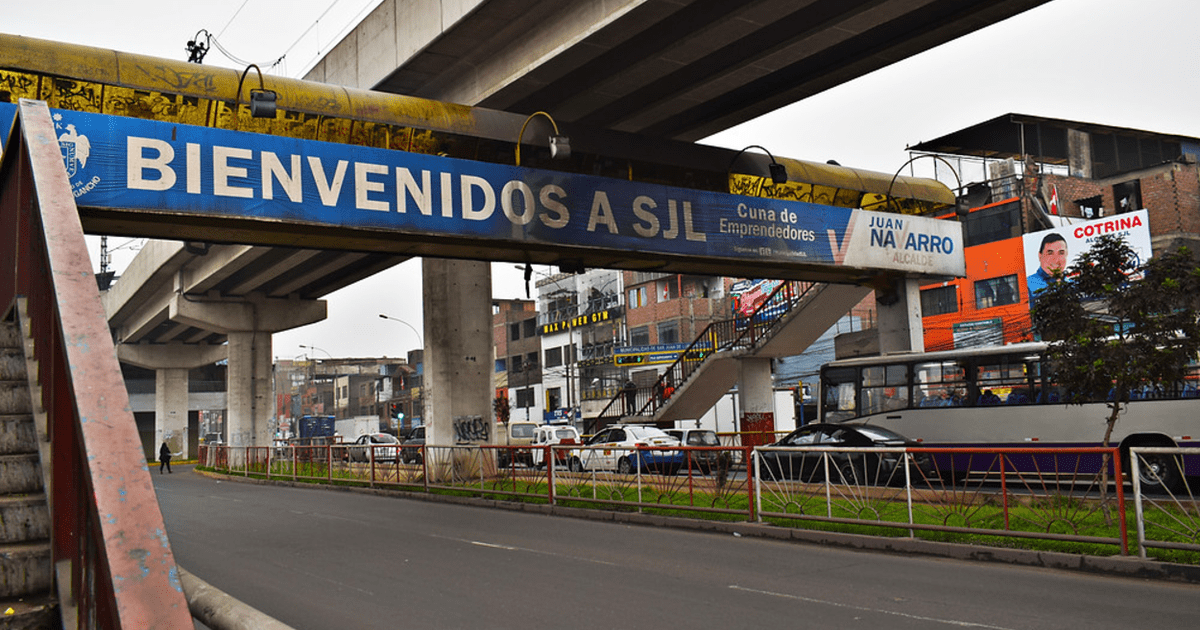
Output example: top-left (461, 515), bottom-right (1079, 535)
top-left (530, 424), bottom-right (582, 469)
top-left (347, 432), bottom-right (400, 463)
top-left (757, 422), bottom-right (931, 485)
top-left (578, 425), bottom-right (683, 475)
top-left (665, 428), bottom-right (725, 474)
top-left (401, 426), bottom-right (426, 464)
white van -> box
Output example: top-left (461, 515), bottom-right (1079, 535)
top-left (530, 424), bottom-right (582, 469)
top-left (497, 420), bottom-right (539, 467)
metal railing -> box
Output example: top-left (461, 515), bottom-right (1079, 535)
top-left (1, 100), bottom-right (192, 626)
top-left (597, 280), bottom-right (818, 425)
top-left (1130, 447), bottom-right (1200, 558)
top-left (191, 441), bottom-right (1200, 561)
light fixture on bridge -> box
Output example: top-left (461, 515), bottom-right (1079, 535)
top-left (727, 145), bottom-right (788, 188)
top-left (185, 29), bottom-right (210, 64)
top-left (886, 154), bottom-right (964, 217)
top-left (235, 64), bottom-right (278, 119)
top-left (515, 111), bottom-right (570, 166)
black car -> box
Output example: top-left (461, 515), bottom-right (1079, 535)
top-left (757, 423), bottom-right (932, 485)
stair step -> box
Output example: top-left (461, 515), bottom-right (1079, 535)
top-left (0, 384), bottom-right (30, 416)
top-left (0, 495), bottom-right (49, 545)
top-left (0, 456), bottom-right (42, 496)
top-left (0, 349), bottom-right (25, 381)
top-left (0, 416), bottom-right (37, 457)
top-left (0, 541), bottom-right (51, 599)
top-left (0, 593), bottom-right (58, 629)
top-left (0, 323), bottom-right (18, 350)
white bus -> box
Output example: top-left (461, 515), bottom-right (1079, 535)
top-left (818, 342), bottom-right (1200, 491)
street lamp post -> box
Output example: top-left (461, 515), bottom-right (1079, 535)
top-left (298, 345), bottom-right (334, 417)
top-left (378, 314), bottom-right (423, 349)
top-left (379, 314), bottom-right (424, 430)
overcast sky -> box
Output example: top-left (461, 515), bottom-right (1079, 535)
top-left (7, 0), bottom-right (1200, 361)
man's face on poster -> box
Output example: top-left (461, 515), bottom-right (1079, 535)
top-left (1038, 238), bottom-right (1068, 276)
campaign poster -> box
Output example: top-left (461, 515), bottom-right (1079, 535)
top-left (1021, 209), bottom-right (1152, 307)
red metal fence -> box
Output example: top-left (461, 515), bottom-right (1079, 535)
top-left (198, 440), bottom-right (1173, 557)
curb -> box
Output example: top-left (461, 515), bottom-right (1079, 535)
top-left (192, 467), bottom-right (1200, 585)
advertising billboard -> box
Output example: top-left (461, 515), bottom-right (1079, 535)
top-left (1021, 209), bottom-right (1152, 306)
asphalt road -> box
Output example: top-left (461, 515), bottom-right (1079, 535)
top-left (154, 466), bottom-right (1199, 629)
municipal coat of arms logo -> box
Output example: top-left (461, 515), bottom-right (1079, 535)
top-left (54, 113), bottom-right (101, 198)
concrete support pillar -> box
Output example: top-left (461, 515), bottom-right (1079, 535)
top-left (226, 331), bottom-right (273, 449)
top-left (155, 368), bottom-right (190, 458)
top-left (118, 342), bottom-right (227, 461)
top-left (876, 278), bottom-right (925, 354)
top-left (738, 357), bottom-right (775, 445)
top-left (170, 293), bottom-right (326, 453)
top-left (422, 259), bottom-right (493, 478)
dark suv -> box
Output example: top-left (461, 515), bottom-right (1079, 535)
top-left (401, 426), bottom-right (425, 464)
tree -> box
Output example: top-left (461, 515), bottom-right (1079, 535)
top-left (1032, 233), bottom-right (1200, 493)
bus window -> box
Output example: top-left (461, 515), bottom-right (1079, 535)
top-left (822, 367), bottom-right (857, 422)
top-left (976, 358), bottom-right (1033, 405)
top-left (915, 360), bottom-right (967, 407)
top-left (862, 365), bottom-right (909, 415)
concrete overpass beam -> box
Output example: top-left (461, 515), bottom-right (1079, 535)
top-left (168, 294), bottom-right (327, 334)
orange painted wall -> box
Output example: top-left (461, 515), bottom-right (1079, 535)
top-left (921, 235), bottom-right (1033, 351)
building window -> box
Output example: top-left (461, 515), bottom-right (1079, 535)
top-left (921, 285), bottom-right (958, 317)
top-left (523, 318), bottom-right (537, 338)
top-left (544, 346), bottom-right (562, 368)
top-left (974, 275), bottom-right (1019, 310)
top-left (963, 200), bottom-right (1020, 247)
top-left (630, 326), bottom-right (650, 346)
top-left (515, 388), bottom-right (534, 408)
top-left (546, 387), bottom-right (561, 410)
top-left (495, 358), bottom-right (506, 373)
top-left (1077, 195), bottom-right (1103, 219)
top-left (525, 352), bottom-right (539, 370)
top-left (510, 355), bottom-right (523, 372)
top-left (510, 322), bottom-right (520, 341)
top-left (628, 287), bottom-right (648, 308)
top-left (1113, 180), bottom-right (1142, 214)
top-left (659, 278), bottom-right (677, 301)
top-left (657, 320), bottom-right (679, 344)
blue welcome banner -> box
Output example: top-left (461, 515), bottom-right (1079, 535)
top-left (1, 101), bottom-right (963, 276)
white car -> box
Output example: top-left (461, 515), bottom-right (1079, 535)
top-left (577, 425), bottom-right (683, 474)
top-left (530, 424), bottom-right (582, 469)
top-left (346, 432), bottom-right (400, 463)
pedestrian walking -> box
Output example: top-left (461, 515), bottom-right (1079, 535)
top-left (159, 441), bottom-right (173, 474)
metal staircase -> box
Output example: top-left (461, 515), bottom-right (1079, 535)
top-left (0, 318), bottom-right (57, 627)
top-left (596, 280), bottom-right (870, 429)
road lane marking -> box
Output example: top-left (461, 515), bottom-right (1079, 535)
top-left (729, 585), bottom-right (1015, 629)
top-left (432, 535), bottom-right (619, 567)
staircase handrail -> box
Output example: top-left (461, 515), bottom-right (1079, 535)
top-left (1, 100), bottom-right (193, 628)
top-left (596, 280), bottom-right (820, 425)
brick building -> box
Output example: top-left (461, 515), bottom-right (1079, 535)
top-left (493, 298), bottom-right (541, 423)
top-left (908, 113), bottom-right (1200, 351)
